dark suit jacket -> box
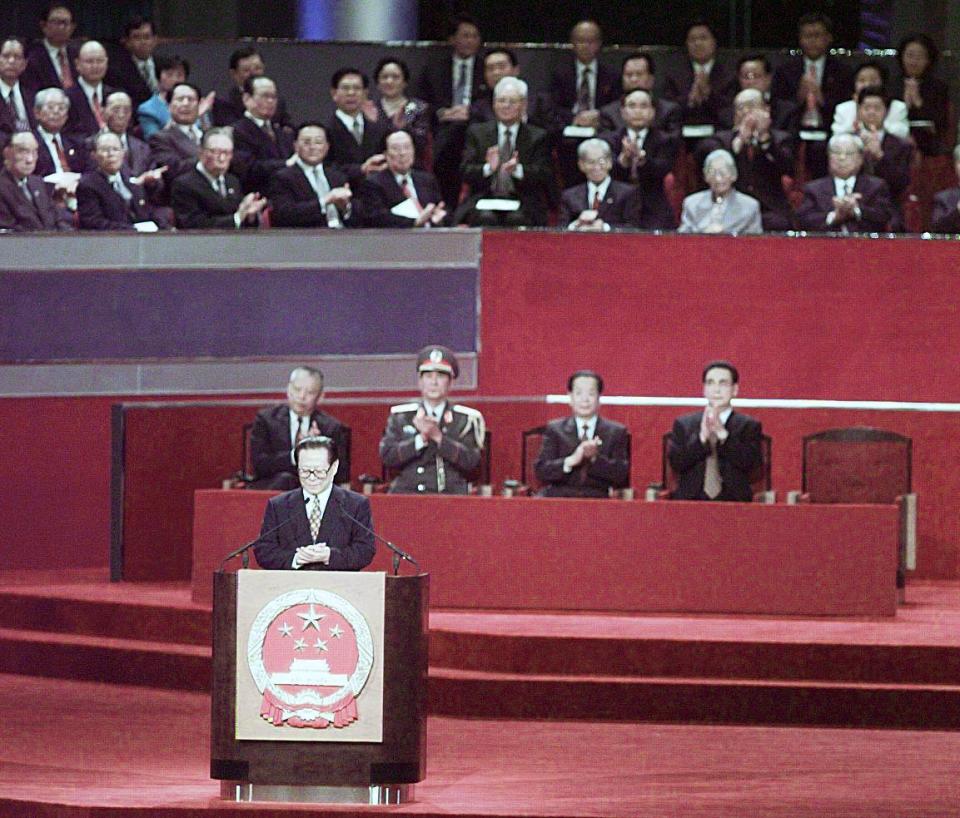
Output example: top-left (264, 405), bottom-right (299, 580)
top-left (558, 179), bottom-right (638, 229)
top-left (170, 167), bottom-right (244, 229)
top-left (104, 49), bottom-right (153, 108)
top-left (148, 122), bottom-right (201, 182)
top-left (797, 174), bottom-right (894, 232)
top-left (254, 485), bottom-right (375, 571)
top-left (84, 132), bottom-right (154, 177)
top-left (76, 169), bottom-right (166, 230)
top-left (250, 404), bottom-right (351, 486)
top-left (668, 410), bottom-right (763, 502)
top-left (770, 56), bottom-right (852, 131)
top-left (598, 96), bottom-right (682, 139)
top-left (211, 85), bottom-right (291, 128)
top-left (325, 113), bottom-right (392, 184)
top-left (892, 74), bottom-right (950, 156)
top-left (547, 59), bottom-right (621, 126)
top-left (931, 188), bottom-right (960, 233)
top-left (535, 416), bottom-right (630, 498)
top-left (22, 41), bottom-right (79, 94)
top-left (360, 168), bottom-right (444, 227)
top-left (33, 129), bottom-right (85, 177)
top-left (662, 59), bottom-right (738, 129)
top-left (417, 53), bottom-right (484, 110)
top-left (861, 133), bottom-right (912, 202)
top-left (0, 168), bottom-right (72, 231)
top-left (456, 120), bottom-right (553, 226)
top-left (267, 162), bottom-right (355, 228)
top-left (64, 83), bottom-right (116, 138)
top-left (605, 125), bottom-right (677, 229)
top-left (697, 128), bottom-right (795, 230)
top-left (0, 84), bottom-right (35, 137)
top-left (229, 115), bottom-right (295, 192)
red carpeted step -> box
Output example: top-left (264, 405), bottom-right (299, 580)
top-left (428, 666), bottom-right (960, 729)
top-left (0, 627), bottom-right (209, 691)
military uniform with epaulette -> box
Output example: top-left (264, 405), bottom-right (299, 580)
top-left (377, 345), bottom-right (485, 494)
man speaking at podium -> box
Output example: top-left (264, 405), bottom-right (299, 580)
top-left (254, 436), bottom-right (375, 571)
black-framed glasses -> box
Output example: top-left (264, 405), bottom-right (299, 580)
top-left (298, 467), bottom-right (332, 480)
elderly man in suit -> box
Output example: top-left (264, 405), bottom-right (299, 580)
top-left (268, 122), bottom-right (354, 228)
top-left (734, 54), bottom-right (799, 134)
top-left (250, 366), bottom-right (351, 491)
top-left (325, 68), bottom-right (391, 185)
top-left (535, 370), bottom-right (630, 498)
top-left (668, 361), bottom-right (763, 502)
top-left (211, 45), bottom-right (291, 128)
top-left (679, 148), bottom-right (762, 234)
top-left (86, 91), bottom-right (158, 182)
top-left (417, 13), bottom-right (484, 210)
top-left (455, 76), bottom-right (552, 227)
top-left (169, 127), bottom-right (266, 229)
top-left (797, 133), bottom-right (894, 233)
top-left (559, 138), bottom-right (636, 230)
top-left (607, 88), bottom-right (678, 229)
top-left (254, 435), bottom-right (374, 572)
top-left (105, 17), bottom-right (158, 108)
top-left (0, 131), bottom-right (72, 230)
top-left (148, 81), bottom-right (205, 183)
top-left (931, 145), bottom-right (960, 233)
top-left (32, 87), bottom-right (84, 209)
top-left (230, 76), bottom-right (295, 193)
top-left (22, 3), bottom-right (78, 94)
top-left (64, 41), bottom-right (114, 139)
top-left (598, 51), bottom-right (682, 139)
top-left (697, 88), bottom-right (795, 231)
top-left (361, 130), bottom-right (446, 228)
top-left (76, 130), bottom-right (168, 230)
top-left (0, 37), bottom-right (35, 139)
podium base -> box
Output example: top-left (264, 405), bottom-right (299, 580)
top-left (220, 781), bottom-right (413, 804)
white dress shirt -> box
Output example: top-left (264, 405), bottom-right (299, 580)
top-left (335, 108), bottom-right (363, 141)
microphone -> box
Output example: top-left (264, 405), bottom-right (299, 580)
top-left (218, 496), bottom-right (312, 570)
top-left (334, 494), bottom-right (419, 576)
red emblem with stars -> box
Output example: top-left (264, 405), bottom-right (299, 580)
top-left (246, 589), bottom-right (374, 729)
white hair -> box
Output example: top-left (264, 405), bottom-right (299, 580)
top-left (577, 138), bottom-right (612, 160)
top-left (34, 87), bottom-right (69, 110)
top-left (828, 133), bottom-right (864, 154)
top-left (703, 149), bottom-right (737, 180)
top-left (493, 76), bottom-right (528, 99)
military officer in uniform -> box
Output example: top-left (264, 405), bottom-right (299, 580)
top-left (378, 345), bottom-right (485, 494)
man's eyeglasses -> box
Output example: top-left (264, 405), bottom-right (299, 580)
top-left (298, 467), bottom-right (332, 480)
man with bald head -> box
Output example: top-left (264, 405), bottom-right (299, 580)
top-left (0, 131), bottom-right (72, 229)
top-left (362, 130), bottom-right (447, 227)
top-left (0, 37), bottom-right (34, 140)
top-left (697, 88), bottom-right (795, 230)
top-left (64, 40), bottom-right (114, 138)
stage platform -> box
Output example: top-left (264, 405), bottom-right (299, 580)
top-left (1, 571), bottom-right (958, 729)
top-left (0, 672), bottom-right (958, 817)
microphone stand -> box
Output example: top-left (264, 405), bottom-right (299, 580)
top-left (335, 496), bottom-right (419, 576)
top-left (217, 497), bottom-right (310, 571)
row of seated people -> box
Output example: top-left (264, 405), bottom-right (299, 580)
top-left (1, 10), bottom-right (958, 233)
top-left (248, 349), bottom-right (758, 505)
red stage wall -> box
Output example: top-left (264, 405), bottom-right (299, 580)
top-left (2, 233), bottom-right (959, 577)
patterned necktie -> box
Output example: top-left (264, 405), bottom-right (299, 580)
top-left (454, 61), bottom-right (467, 106)
top-left (352, 116), bottom-right (362, 145)
top-left (308, 495), bottom-right (322, 541)
top-left (59, 49), bottom-right (74, 89)
top-left (704, 439), bottom-right (722, 499)
top-left (493, 128), bottom-right (514, 196)
top-left (139, 61), bottom-right (157, 93)
top-left (577, 67), bottom-right (591, 112)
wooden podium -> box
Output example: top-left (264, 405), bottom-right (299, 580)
top-left (211, 570), bottom-right (429, 804)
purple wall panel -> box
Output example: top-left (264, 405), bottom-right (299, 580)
top-left (1, 266), bottom-right (478, 362)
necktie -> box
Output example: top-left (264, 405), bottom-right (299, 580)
top-left (54, 136), bottom-right (71, 172)
top-left (294, 415), bottom-right (305, 445)
top-left (112, 176), bottom-right (132, 202)
top-left (493, 128), bottom-right (514, 196)
top-left (5, 92), bottom-right (16, 121)
top-left (454, 61), bottom-right (467, 106)
top-left (217, 176), bottom-right (227, 197)
top-left (704, 440), bottom-right (722, 499)
top-left (580, 423), bottom-right (590, 441)
top-left (352, 116), bottom-right (362, 145)
top-left (314, 166), bottom-right (341, 227)
top-left (577, 67), bottom-right (591, 112)
top-left (592, 189), bottom-right (601, 211)
top-left (59, 49), bottom-right (74, 89)
top-left (91, 91), bottom-right (104, 128)
top-left (401, 176), bottom-right (423, 213)
top-left (262, 120), bottom-right (275, 142)
top-left (308, 496), bottom-right (322, 541)
top-left (139, 61), bottom-right (157, 93)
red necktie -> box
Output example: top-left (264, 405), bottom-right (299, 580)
top-left (91, 92), bottom-right (104, 128)
top-left (54, 137), bottom-right (71, 172)
top-left (592, 190), bottom-right (601, 210)
top-left (401, 176), bottom-right (423, 213)
top-left (59, 49), bottom-right (74, 89)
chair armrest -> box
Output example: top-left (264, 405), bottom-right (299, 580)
top-left (753, 490), bottom-right (777, 504)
